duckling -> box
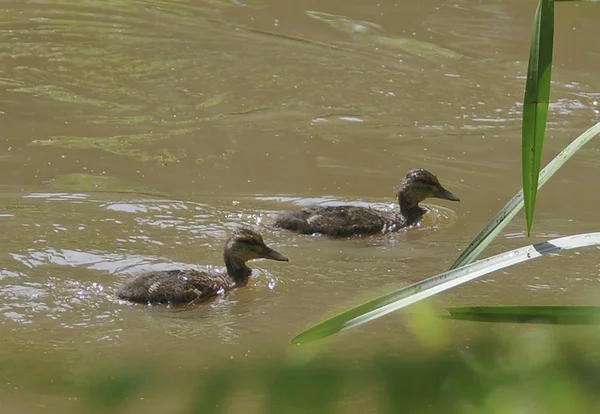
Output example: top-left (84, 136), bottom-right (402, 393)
top-left (116, 228), bottom-right (288, 304)
top-left (274, 169), bottom-right (460, 237)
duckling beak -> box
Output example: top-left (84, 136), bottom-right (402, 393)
top-left (260, 247), bottom-right (289, 262)
top-left (435, 187), bottom-right (460, 202)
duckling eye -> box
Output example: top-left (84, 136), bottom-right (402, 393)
top-left (252, 240), bottom-right (266, 250)
top-left (413, 178), bottom-right (434, 187)
top-left (243, 238), bottom-right (264, 250)
top-left (422, 177), bottom-right (440, 187)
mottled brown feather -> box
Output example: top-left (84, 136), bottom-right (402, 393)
top-left (274, 169), bottom-right (459, 237)
top-left (116, 228), bottom-right (288, 304)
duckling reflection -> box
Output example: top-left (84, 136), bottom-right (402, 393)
top-left (275, 169), bottom-right (460, 237)
top-left (116, 228), bottom-right (288, 304)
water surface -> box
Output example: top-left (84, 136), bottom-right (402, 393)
top-left (1, 0), bottom-right (600, 411)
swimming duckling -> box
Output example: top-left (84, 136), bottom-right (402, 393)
top-left (274, 169), bottom-right (460, 237)
top-left (116, 228), bottom-right (288, 304)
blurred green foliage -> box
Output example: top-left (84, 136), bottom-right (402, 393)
top-left (3, 328), bottom-right (599, 413)
top-left (80, 340), bottom-right (600, 413)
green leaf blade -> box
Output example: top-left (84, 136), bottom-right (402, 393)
top-left (522, 0), bottom-right (554, 236)
top-left (445, 306), bottom-right (600, 325)
top-left (291, 233), bottom-right (600, 344)
top-left (450, 121), bottom-right (600, 270)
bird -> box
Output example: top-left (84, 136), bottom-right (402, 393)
top-left (274, 168), bottom-right (460, 237)
top-left (116, 228), bottom-right (288, 304)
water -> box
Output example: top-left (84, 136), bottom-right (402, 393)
top-left (1, 0), bottom-right (600, 411)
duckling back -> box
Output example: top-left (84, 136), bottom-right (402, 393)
top-left (116, 269), bottom-right (232, 304)
top-left (275, 206), bottom-right (401, 237)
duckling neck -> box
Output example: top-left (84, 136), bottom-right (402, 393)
top-left (398, 193), bottom-right (426, 225)
top-left (224, 255), bottom-right (252, 286)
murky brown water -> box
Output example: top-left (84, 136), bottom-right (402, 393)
top-left (1, 0), bottom-right (600, 411)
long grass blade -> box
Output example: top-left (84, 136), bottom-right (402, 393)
top-left (291, 233), bottom-right (600, 344)
top-left (450, 122), bottom-right (600, 270)
top-left (444, 306), bottom-right (600, 325)
top-left (522, 0), bottom-right (554, 236)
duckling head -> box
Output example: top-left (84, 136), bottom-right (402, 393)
top-left (224, 228), bottom-right (288, 263)
top-left (397, 169), bottom-right (460, 208)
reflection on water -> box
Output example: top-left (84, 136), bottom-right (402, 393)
top-left (1, 0), bottom-right (600, 411)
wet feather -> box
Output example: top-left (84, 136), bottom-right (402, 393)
top-left (116, 228), bottom-right (288, 304)
top-left (274, 169), bottom-right (460, 237)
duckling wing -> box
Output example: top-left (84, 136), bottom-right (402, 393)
top-left (185, 271), bottom-right (235, 299)
top-left (117, 269), bottom-right (233, 304)
top-left (275, 206), bottom-right (400, 237)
